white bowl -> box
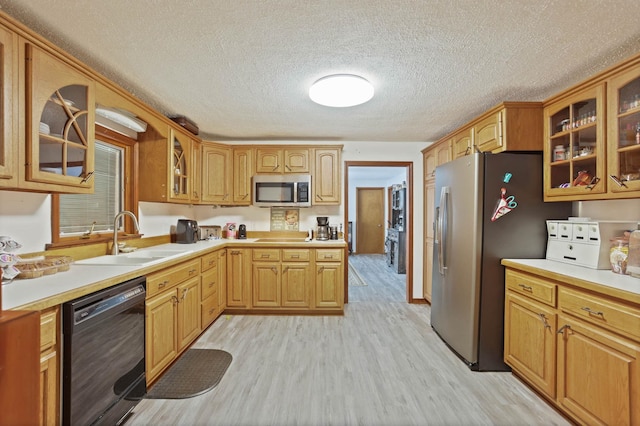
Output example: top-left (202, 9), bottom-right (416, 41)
top-left (39, 122), bottom-right (50, 134)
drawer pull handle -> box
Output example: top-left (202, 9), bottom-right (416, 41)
top-left (209, 308), bottom-right (215, 314)
top-left (159, 280), bottom-right (169, 288)
top-left (518, 283), bottom-right (533, 292)
top-left (557, 324), bottom-right (571, 334)
top-left (208, 281), bottom-right (215, 288)
top-left (189, 268), bottom-right (197, 275)
top-left (209, 260), bottom-right (215, 265)
top-left (291, 254), bottom-right (299, 258)
top-left (324, 255), bottom-right (333, 259)
top-left (537, 313), bottom-right (551, 330)
top-left (261, 254), bottom-right (270, 258)
top-left (581, 306), bottom-right (604, 317)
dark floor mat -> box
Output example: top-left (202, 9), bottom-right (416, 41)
top-left (145, 349), bottom-right (232, 399)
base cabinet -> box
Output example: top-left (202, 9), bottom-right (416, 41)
top-left (225, 246), bottom-right (344, 313)
top-left (314, 249), bottom-right (344, 309)
top-left (39, 307), bottom-right (59, 426)
top-left (227, 248), bottom-right (251, 308)
top-left (145, 259), bottom-right (201, 383)
top-left (251, 248), bottom-right (312, 309)
top-left (504, 266), bottom-right (640, 426)
top-left (504, 292), bottom-right (556, 398)
top-left (557, 313), bottom-right (640, 425)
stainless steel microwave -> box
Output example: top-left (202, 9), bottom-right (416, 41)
top-left (252, 174), bottom-right (312, 207)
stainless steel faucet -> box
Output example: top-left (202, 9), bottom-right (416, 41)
top-left (112, 210), bottom-right (140, 255)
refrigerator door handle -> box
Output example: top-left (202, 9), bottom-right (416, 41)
top-left (437, 186), bottom-right (450, 274)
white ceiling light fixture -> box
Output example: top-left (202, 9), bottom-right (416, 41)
top-left (309, 74), bottom-right (374, 107)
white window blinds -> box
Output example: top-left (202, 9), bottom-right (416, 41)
top-left (59, 141), bottom-right (123, 235)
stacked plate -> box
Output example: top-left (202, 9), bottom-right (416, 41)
top-left (39, 122), bottom-right (50, 134)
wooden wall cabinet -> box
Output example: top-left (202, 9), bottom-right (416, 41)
top-left (22, 41), bottom-right (95, 193)
top-left (543, 84), bottom-right (606, 200)
top-left (255, 147), bottom-right (309, 174)
top-left (503, 265), bottom-right (640, 425)
top-left (138, 127), bottom-right (202, 204)
top-left (312, 147), bottom-right (341, 205)
top-left (232, 147), bottom-right (253, 205)
top-left (191, 139), bottom-right (201, 203)
top-left (607, 63), bottom-right (640, 197)
top-left (542, 53), bottom-right (640, 201)
top-left (451, 129), bottom-right (472, 159)
top-left (201, 142), bottom-right (232, 204)
top-left (145, 258), bottom-right (201, 383)
top-left (0, 24), bottom-right (17, 189)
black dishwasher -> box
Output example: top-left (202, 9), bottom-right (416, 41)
top-left (63, 276), bottom-right (146, 426)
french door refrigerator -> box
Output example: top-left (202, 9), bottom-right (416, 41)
top-left (431, 152), bottom-right (571, 371)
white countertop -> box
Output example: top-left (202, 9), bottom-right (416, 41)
top-left (503, 258), bottom-right (640, 298)
top-left (2, 238), bottom-right (347, 311)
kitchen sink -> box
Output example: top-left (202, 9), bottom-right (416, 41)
top-left (75, 248), bottom-right (193, 266)
top-left (255, 238), bottom-right (308, 243)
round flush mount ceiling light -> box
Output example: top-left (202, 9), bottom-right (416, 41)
top-left (309, 74), bottom-right (374, 107)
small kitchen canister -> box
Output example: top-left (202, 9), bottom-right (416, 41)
top-left (610, 236), bottom-right (629, 274)
top-left (554, 145), bottom-right (566, 161)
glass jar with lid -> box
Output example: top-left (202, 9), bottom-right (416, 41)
top-left (610, 236), bottom-right (629, 274)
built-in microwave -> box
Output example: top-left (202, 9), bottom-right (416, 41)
top-left (252, 174), bottom-right (312, 207)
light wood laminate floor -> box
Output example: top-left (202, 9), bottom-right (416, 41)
top-left (129, 254), bottom-right (569, 426)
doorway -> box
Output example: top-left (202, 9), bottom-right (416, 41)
top-left (344, 161), bottom-right (414, 304)
top-left (355, 187), bottom-right (385, 254)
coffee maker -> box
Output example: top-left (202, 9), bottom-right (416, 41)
top-left (316, 217), bottom-right (329, 241)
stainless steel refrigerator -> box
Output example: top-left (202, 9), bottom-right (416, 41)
top-left (431, 152), bottom-right (572, 371)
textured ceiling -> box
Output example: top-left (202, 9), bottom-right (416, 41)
top-left (1, 1), bottom-right (640, 142)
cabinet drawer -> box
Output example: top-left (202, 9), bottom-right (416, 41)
top-left (316, 249), bottom-right (343, 262)
top-left (201, 268), bottom-right (218, 301)
top-left (201, 252), bottom-right (218, 272)
top-left (558, 287), bottom-right (640, 342)
top-left (505, 269), bottom-right (556, 307)
top-left (201, 296), bottom-right (219, 327)
top-left (40, 307), bottom-right (58, 352)
top-left (147, 259), bottom-right (200, 297)
top-left (283, 249), bottom-right (310, 261)
top-left (253, 249), bottom-right (281, 261)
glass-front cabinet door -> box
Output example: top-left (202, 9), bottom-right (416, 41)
top-left (26, 43), bottom-right (95, 192)
top-left (544, 84), bottom-right (605, 200)
top-left (607, 65), bottom-right (640, 194)
top-left (169, 129), bottom-right (190, 202)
